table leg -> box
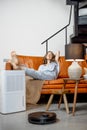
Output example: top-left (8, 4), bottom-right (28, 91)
top-left (58, 81), bottom-right (66, 108)
top-left (58, 94), bottom-right (62, 108)
top-left (46, 94), bottom-right (54, 111)
top-left (72, 80), bottom-right (79, 116)
top-left (58, 80), bottom-right (69, 114)
top-left (63, 94), bottom-right (69, 114)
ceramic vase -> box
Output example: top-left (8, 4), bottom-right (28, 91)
top-left (68, 61), bottom-right (82, 79)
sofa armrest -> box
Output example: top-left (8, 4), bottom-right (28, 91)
top-left (5, 62), bottom-right (13, 70)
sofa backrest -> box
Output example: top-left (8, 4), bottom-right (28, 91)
top-left (17, 55), bottom-right (43, 70)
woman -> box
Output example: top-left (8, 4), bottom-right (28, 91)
top-left (8, 51), bottom-right (60, 80)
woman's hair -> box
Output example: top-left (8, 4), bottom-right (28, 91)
top-left (43, 51), bottom-right (55, 64)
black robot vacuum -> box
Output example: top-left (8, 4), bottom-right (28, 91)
top-left (28, 111), bottom-right (57, 125)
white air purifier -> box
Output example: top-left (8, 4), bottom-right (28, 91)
top-left (0, 70), bottom-right (26, 114)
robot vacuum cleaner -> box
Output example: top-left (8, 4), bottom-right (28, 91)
top-left (28, 111), bottom-right (57, 125)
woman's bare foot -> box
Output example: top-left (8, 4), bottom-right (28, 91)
top-left (11, 62), bottom-right (19, 69)
top-left (7, 59), bottom-right (19, 69)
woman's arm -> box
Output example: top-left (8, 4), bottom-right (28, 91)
top-left (55, 51), bottom-right (60, 63)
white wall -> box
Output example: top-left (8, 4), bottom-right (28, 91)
top-left (0, 0), bottom-right (74, 69)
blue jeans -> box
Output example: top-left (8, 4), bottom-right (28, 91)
top-left (24, 67), bottom-right (56, 80)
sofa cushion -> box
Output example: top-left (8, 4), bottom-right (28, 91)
top-left (44, 78), bottom-right (87, 85)
top-left (58, 57), bottom-right (72, 78)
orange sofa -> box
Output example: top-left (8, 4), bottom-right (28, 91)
top-left (5, 55), bottom-right (87, 94)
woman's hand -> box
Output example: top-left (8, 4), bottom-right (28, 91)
top-left (55, 51), bottom-right (60, 63)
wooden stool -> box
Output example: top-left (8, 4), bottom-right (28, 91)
top-left (46, 89), bottom-right (70, 114)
